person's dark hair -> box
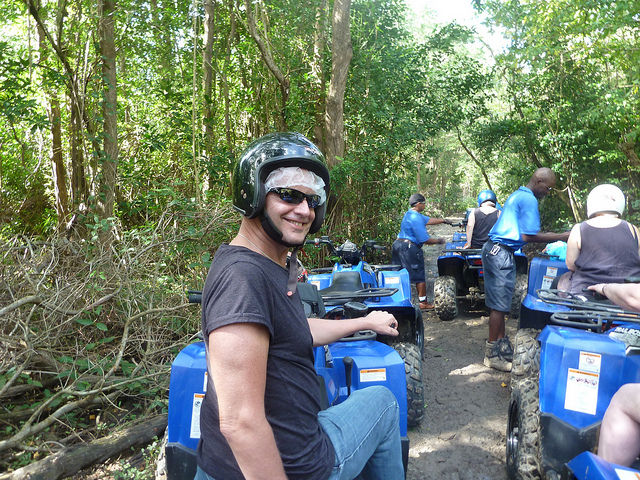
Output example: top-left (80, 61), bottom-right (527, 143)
top-left (409, 193), bottom-right (426, 206)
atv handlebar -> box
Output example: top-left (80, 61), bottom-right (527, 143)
top-left (441, 248), bottom-right (482, 255)
top-left (305, 236), bottom-right (388, 264)
top-left (187, 290), bottom-right (202, 304)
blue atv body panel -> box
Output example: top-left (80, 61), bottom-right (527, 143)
top-left (539, 325), bottom-right (640, 426)
top-left (519, 256), bottom-right (570, 329)
top-left (313, 340), bottom-right (408, 436)
top-left (537, 323), bottom-right (640, 474)
top-left (568, 451), bottom-right (640, 479)
top-left (307, 262), bottom-right (413, 309)
top-left (166, 338), bottom-right (410, 479)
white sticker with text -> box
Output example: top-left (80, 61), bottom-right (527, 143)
top-left (564, 368), bottom-right (599, 415)
top-left (360, 368), bottom-right (387, 382)
top-left (579, 352), bottom-right (602, 374)
top-left (190, 393), bottom-right (205, 438)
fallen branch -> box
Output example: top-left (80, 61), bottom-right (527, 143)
top-left (0, 414), bottom-right (168, 480)
top-left (0, 296), bottom-right (42, 317)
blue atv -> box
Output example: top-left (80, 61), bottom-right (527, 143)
top-left (434, 220), bottom-right (528, 321)
top-left (304, 236), bottom-right (425, 427)
top-left (511, 255), bottom-right (571, 380)
top-left (507, 280), bottom-right (640, 479)
top-left (159, 288), bottom-right (413, 479)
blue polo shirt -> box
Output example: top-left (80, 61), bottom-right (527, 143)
top-left (398, 209), bottom-right (430, 246)
top-left (488, 186), bottom-right (540, 250)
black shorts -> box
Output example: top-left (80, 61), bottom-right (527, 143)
top-left (391, 239), bottom-right (425, 284)
top-left (482, 240), bottom-right (516, 313)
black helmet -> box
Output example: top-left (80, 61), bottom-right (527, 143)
top-left (233, 132), bottom-right (331, 236)
top-left (409, 193), bottom-right (426, 206)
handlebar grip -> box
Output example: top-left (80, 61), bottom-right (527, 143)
top-left (187, 290), bottom-right (202, 304)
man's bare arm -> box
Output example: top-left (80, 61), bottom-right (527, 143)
top-left (208, 323), bottom-right (287, 480)
top-left (308, 310), bottom-right (399, 346)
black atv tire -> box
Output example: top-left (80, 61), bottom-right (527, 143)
top-left (393, 342), bottom-right (424, 427)
top-left (155, 429), bottom-right (168, 480)
top-left (511, 329), bottom-right (540, 381)
top-left (510, 274), bottom-right (528, 320)
top-left (506, 378), bottom-right (542, 479)
top-left (434, 275), bottom-right (457, 321)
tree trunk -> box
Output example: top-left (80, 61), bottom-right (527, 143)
top-left (0, 415), bottom-right (167, 480)
top-left (619, 141), bottom-right (640, 167)
top-left (49, 94), bottom-right (69, 231)
top-left (69, 89), bottom-right (87, 210)
top-left (311, 0), bottom-right (328, 150)
top-left (203, 0), bottom-right (217, 191)
top-left (34, 2), bottom-right (69, 231)
top-left (223, 0), bottom-right (236, 160)
top-left (243, 0), bottom-right (289, 130)
top-left (97, 0), bottom-right (118, 232)
top-left (191, 0), bottom-right (201, 204)
top-left (456, 128), bottom-right (494, 191)
top-left (324, 0), bottom-right (352, 168)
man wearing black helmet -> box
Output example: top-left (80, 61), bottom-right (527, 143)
top-left (196, 133), bottom-right (404, 480)
top-left (392, 193), bottom-right (449, 310)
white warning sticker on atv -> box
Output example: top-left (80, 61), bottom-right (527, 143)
top-left (310, 281), bottom-right (321, 289)
top-left (384, 276), bottom-right (400, 285)
top-left (564, 368), bottom-right (599, 415)
top-left (578, 351), bottom-right (602, 374)
top-left (190, 393), bottom-right (205, 438)
top-left (614, 468), bottom-right (640, 479)
top-left (360, 368), bottom-right (387, 382)
top-left (541, 267), bottom-right (558, 289)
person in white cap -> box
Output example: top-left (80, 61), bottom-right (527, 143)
top-left (564, 184), bottom-right (640, 295)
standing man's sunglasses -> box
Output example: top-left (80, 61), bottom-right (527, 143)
top-left (268, 187), bottom-right (322, 209)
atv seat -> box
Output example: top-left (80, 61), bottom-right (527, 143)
top-left (320, 271), bottom-right (364, 296)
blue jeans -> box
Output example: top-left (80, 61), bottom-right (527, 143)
top-left (319, 385), bottom-right (404, 480)
top-left (194, 386), bottom-right (403, 480)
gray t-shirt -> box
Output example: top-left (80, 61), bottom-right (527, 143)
top-left (196, 244), bottom-right (334, 479)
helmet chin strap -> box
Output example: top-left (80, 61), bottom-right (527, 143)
top-left (260, 213), bottom-right (305, 296)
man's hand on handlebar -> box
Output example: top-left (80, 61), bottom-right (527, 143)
top-left (364, 311), bottom-right (399, 337)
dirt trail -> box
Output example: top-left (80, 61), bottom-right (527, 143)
top-left (407, 222), bottom-right (516, 480)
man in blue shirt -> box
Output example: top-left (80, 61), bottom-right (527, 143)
top-left (392, 193), bottom-right (450, 310)
top-left (481, 168), bottom-right (570, 371)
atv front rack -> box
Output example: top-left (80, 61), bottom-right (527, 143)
top-left (440, 248), bottom-right (482, 256)
top-left (536, 289), bottom-right (619, 312)
top-left (550, 310), bottom-right (640, 333)
top-left (321, 287), bottom-right (398, 305)
top-left (537, 288), bottom-right (640, 332)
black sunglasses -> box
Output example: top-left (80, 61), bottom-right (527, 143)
top-left (268, 187), bottom-right (322, 209)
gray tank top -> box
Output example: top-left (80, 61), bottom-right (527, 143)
top-left (570, 221), bottom-right (640, 294)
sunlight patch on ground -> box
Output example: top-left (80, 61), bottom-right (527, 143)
top-left (448, 363), bottom-right (488, 376)
top-left (408, 414), bottom-right (507, 457)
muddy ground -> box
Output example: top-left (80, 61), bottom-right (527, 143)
top-left (406, 221), bottom-right (516, 480)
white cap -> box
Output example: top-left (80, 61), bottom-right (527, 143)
top-left (265, 166), bottom-right (326, 205)
top-left (586, 184), bottom-right (625, 218)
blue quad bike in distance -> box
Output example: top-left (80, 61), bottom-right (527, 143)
top-left (303, 236), bottom-right (425, 428)
top-left (433, 221), bottom-right (528, 321)
top-left (507, 257), bottom-right (640, 479)
top-left (159, 282), bottom-right (416, 479)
